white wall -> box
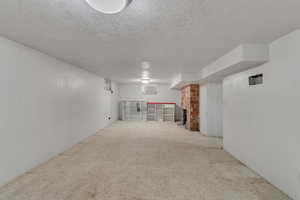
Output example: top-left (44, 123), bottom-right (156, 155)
top-left (0, 36), bottom-right (119, 186)
top-left (119, 83), bottom-right (181, 105)
top-left (110, 82), bottom-right (119, 122)
top-left (223, 29), bottom-right (300, 200)
top-left (200, 82), bottom-right (223, 137)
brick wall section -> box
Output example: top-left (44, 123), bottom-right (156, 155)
top-left (181, 84), bottom-right (199, 131)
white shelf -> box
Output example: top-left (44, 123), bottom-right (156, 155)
top-left (146, 103), bottom-right (175, 122)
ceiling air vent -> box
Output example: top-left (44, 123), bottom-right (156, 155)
top-left (142, 85), bottom-right (158, 95)
top-left (249, 74), bottom-right (263, 86)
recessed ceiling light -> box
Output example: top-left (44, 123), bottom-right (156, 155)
top-left (142, 72), bottom-right (149, 78)
top-left (141, 79), bottom-right (150, 84)
top-left (85, 0), bottom-right (132, 14)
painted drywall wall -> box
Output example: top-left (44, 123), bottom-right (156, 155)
top-left (200, 82), bottom-right (223, 137)
top-left (223, 29), bottom-right (300, 199)
top-left (0, 36), bottom-right (119, 187)
top-left (110, 82), bottom-right (119, 122)
top-left (119, 83), bottom-right (181, 105)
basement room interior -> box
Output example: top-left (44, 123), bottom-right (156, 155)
top-left (0, 0), bottom-right (299, 199)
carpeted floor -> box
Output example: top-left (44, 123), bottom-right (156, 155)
top-left (0, 121), bottom-right (289, 200)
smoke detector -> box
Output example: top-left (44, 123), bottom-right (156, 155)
top-left (85, 0), bottom-right (132, 14)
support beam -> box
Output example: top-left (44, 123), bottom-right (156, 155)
top-left (171, 44), bottom-right (269, 89)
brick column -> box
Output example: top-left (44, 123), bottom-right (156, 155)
top-left (181, 84), bottom-right (199, 131)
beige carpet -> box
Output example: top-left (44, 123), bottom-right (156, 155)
top-left (0, 121), bottom-right (289, 200)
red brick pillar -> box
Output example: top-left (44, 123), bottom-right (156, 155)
top-left (181, 84), bottom-right (199, 131)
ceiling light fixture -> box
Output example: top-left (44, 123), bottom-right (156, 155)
top-left (141, 79), bottom-right (150, 84)
top-left (142, 72), bottom-right (150, 79)
top-left (85, 0), bottom-right (132, 14)
top-left (141, 62), bottom-right (151, 70)
top-left (140, 62), bottom-right (151, 84)
top-left (141, 77), bottom-right (150, 81)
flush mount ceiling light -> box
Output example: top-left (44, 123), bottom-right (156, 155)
top-left (85, 0), bottom-right (132, 14)
top-left (141, 79), bottom-right (150, 84)
top-left (141, 62), bottom-right (151, 70)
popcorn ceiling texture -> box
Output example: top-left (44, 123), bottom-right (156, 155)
top-left (0, 121), bottom-right (289, 200)
top-left (0, 0), bottom-right (300, 82)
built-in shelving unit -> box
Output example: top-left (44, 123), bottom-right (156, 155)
top-left (146, 103), bottom-right (156, 121)
top-left (147, 103), bottom-right (175, 122)
top-left (120, 101), bottom-right (147, 121)
top-left (120, 101), bottom-right (176, 122)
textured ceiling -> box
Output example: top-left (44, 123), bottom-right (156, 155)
top-left (0, 0), bottom-right (300, 83)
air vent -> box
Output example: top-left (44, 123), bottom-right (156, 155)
top-left (249, 74), bottom-right (263, 86)
top-left (142, 85), bottom-right (158, 95)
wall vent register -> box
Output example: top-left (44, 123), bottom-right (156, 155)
top-left (249, 74), bottom-right (263, 86)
